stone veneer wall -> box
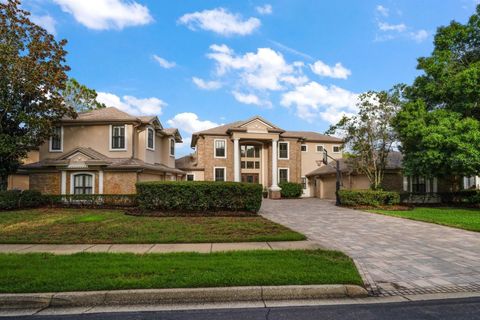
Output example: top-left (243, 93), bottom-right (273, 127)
top-left (103, 171), bottom-right (138, 194)
top-left (30, 172), bottom-right (61, 194)
top-left (201, 136), bottom-right (234, 181)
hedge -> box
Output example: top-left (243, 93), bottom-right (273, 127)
top-left (279, 182), bottom-right (303, 198)
top-left (44, 194), bottom-right (137, 208)
top-left (0, 190), bottom-right (44, 210)
top-left (136, 181), bottom-right (263, 213)
top-left (338, 189), bottom-right (400, 207)
top-left (439, 190), bottom-right (480, 205)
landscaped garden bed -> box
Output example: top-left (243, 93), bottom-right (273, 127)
top-left (367, 207), bottom-right (480, 232)
top-left (0, 250), bottom-right (362, 293)
top-left (0, 208), bottom-right (305, 244)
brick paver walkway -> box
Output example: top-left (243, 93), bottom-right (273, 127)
top-left (261, 199), bottom-right (480, 296)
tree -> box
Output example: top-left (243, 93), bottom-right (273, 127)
top-left (64, 78), bottom-right (106, 112)
top-left (326, 91), bottom-right (399, 190)
top-left (0, 0), bottom-right (76, 190)
top-left (394, 5), bottom-right (480, 181)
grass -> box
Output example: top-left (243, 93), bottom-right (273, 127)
top-left (0, 250), bottom-right (363, 293)
top-left (368, 207), bottom-right (480, 232)
top-left (0, 208), bottom-right (305, 244)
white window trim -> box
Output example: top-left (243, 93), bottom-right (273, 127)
top-left (186, 173), bottom-right (195, 181)
top-left (213, 166), bottom-right (227, 182)
top-left (301, 176), bottom-right (307, 189)
top-left (278, 167), bottom-right (290, 183)
top-left (278, 141), bottom-right (289, 160)
top-left (146, 127), bottom-right (155, 151)
top-left (332, 145), bottom-right (341, 153)
top-left (214, 139), bottom-right (227, 159)
top-left (70, 172), bottom-right (95, 195)
top-left (109, 124), bottom-right (127, 151)
top-left (49, 126), bottom-right (64, 152)
top-left (315, 144), bottom-right (325, 153)
top-left (301, 144), bottom-right (308, 152)
top-left (169, 138), bottom-right (175, 157)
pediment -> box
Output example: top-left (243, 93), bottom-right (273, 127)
top-left (240, 118), bottom-right (272, 133)
top-left (67, 152), bottom-right (93, 162)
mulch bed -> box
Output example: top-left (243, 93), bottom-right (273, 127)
top-left (125, 208), bottom-right (258, 217)
top-left (341, 204), bottom-right (413, 211)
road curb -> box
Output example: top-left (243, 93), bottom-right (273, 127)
top-left (0, 285), bottom-right (367, 309)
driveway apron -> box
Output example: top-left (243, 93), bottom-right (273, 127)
top-left (260, 198), bottom-right (480, 296)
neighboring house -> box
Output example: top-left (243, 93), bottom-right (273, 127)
top-left (175, 116), bottom-right (343, 198)
top-left (8, 107), bottom-right (184, 195)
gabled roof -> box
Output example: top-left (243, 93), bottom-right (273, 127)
top-left (282, 131), bottom-right (343, 143)
top-left (163, 128), bottom-right (183, 143)
top-left (55, 147), bottom-right (108, 161)
top-left (306, 152), bottom-right (403, 177)
top-left (175, 154), bottom-right (200, 170)
top-left (62, 107), bottom-right (139, 123)
top-left (236, 115), bottom-right (284, 131)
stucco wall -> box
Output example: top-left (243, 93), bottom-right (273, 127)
top-left (7, 175), bottom-right (29, 191)
top-left (138, 172), bottom-right (165, 182)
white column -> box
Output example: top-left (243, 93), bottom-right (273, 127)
top-left (99, 170), bottom-right (104, 194)
top-left (270, 139), bottom-right (281, 191)
top-left (233, 138), bottom-right (240, 182)
top-left (61, 171), bottom-right (67, 195)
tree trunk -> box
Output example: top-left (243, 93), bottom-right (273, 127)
top-left (0, 174), bottom-right (8, 191)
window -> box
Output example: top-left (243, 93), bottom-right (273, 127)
top-left (278, 168), bottom-right (289, 183)
top-left (50, 126), bottom-right (63, 152)
top-left (278, 142), bottom-right (289, 159)
top-left (412, 176), bottom-right (426, 193)
top-left (254, 161), bottom-right (260, 169)
top-left (214, 167), bottom-right (225, 181)
top-left (111, 125), bottom-right (126, 150)
top-left (301, 177), bottom-right (307, 189)
top-left (187, 174), bottom-right (194, 181)
top-left (241, 161), bottom-right (245, 169)
top-left (246, 161), bottom-right (254, 169)
top-left (241, 145), bottom-right (260, 158)
top-left (333, 145), bottom-right (341, 153)
top-left (147, 127), bottom-right (155, 150)
top-left (72, 173), bottom-right (93, 195)
top-left (316, 145), bottom-right (324, 153)
top-left (214, 139), bottom-right (226, 158)
top-left (301, 144), bottom-right (307, 152)
top-left (170, 139), bottom-right (175, 156)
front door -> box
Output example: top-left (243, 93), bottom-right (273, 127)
top-left (241, 173), bottom-right (259, 183)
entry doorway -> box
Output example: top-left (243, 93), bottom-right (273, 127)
top-left (241, 173), bottom-right (259, 184)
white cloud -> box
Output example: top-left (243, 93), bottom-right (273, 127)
top-left (256, 4), bottom-right (272, 15)
top-left (178, 8), bottom-right (260, 36)
top-left (30, 14), bottom-right (57, 34)
top-left (53, 0), bottom-right (153, 30)
top-left (281, 81), bottom-right (358, 123)
top-left (192, 77), bottom-right (222, 90)
top-left (167, 113), bottom-right (219, 134)
top-left (376, 5), bottom-right (389, 17)
top-left (97, 92), bottom-right (166, 115)
top-left (378, 21), bottom-right (406, 32)
top-left (153, 55), bottom-right (176, 69)
top-left (207, 44), bottom-right (304, 91)
top-left (410, 29), bottom-right (428, 42)
top-left (232, 91), bottom-right (271, 107)
top-left (310, 60), bottom-right (351, 79)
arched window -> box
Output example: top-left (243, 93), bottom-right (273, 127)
top-left (72, 173), bottom-right (94, 195)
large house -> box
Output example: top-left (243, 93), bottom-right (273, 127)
top-left (175, 116), bottom-right (343, 198)
top-left (9, 107), bottom-right (184, 195)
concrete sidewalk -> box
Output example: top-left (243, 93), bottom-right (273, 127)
top-left (0, 241), bottom-right (319, 255)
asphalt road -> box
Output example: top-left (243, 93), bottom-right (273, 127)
top-left (5, 297), bottom-right (480, 320)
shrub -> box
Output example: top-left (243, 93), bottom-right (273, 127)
top-left (19, 190), bottom-right (44, 208)
top-left (0, 190), bottom-right (22, 210)
top-left (43, 194), bottom-right (137, 208)
top-left (136, 181), bottom-right (262, 213)
top-left (338, 189), bottom-right (400, 207)
top-left (439, 190), bottom-right (480, 205)
top-left (279, 182), bottom-right (303, 198)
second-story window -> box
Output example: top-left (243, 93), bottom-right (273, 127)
top-left (333, 145), bottom-right (341, 153)
top-left (111, 125), bottom-right (126, 150)
top-left (147, 127), bottom-right (155, 150)
top-left (278, 142), bottom-right (289, 159)
top-left (214, 139), bottom-right (226, 158)
top-left (170, 138), bottom-right (175, 156)
top-left (50, 126), bottom-right (62, 152)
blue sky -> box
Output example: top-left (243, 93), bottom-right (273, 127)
top-left (23, 0), bottom-right (479, 155)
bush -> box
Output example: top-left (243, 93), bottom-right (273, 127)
top-left (19, 190), bottom-right (44, 208)
top-left (439, 190), bottom-right (480, 205)
top-left (44, 194), bottom-right (137, 208)
top-left (0, 190), bottom-right (22, 210)
top-left (279, 182), bottom-right (303, 198)
top-left (338, 189), bottom-right (400, 207)
top-left (136, 181), bottom-right (262, 213)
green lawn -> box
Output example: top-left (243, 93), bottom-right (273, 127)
top-left (368, 207), bottom-right (480, 232)
top-left (0, 250), bottom-right (363, 293)
top-left (0, 208), bottom-right (305, 244)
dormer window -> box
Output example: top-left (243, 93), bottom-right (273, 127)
top-left (110, 125), bottom-right (126, 150)
top-left (147, 127), bottom-right (155, 150)
top-left (49, 126), bottom-right (63, 152)
top-left (170, 138), bottom-right (175, 156)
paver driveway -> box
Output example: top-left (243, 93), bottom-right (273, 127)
top-left (261, 198), bottom-right (480, 296)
